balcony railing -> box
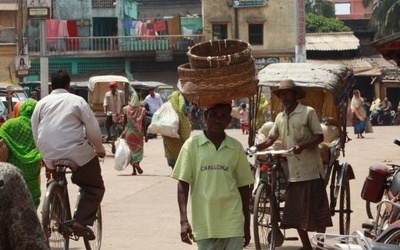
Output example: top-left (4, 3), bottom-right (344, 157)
top-left (29, 35), bottom-right (204, 56)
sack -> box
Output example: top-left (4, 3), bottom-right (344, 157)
top-left (365, 120), bottom-right (373, 133)
top-left (0, 137), bottom-right (9, 162)
top-left (114, 138), bottom-right (130, 171)
top-left (147, 102), bottom-right (180, 138)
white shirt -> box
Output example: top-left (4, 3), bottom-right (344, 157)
top-left (143, 93), bottom-right (163, 114)
top-left (31, 89), bottom-right (104, 169)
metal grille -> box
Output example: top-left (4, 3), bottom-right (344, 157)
top-left (77, 61), bottom-right (124, 74)
top-left (29, 63), bottom-right (72, 76)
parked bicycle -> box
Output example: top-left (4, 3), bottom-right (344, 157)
top-left (362, 140), bottom-right (400, 242)
top-left (310, 230), bottom-right (400, 249)
top-left (41, 159), bottom-right (102, 250)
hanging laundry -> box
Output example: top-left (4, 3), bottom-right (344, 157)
top-left (135, 20), bottom-right (142, 37)
top-left (67, 20), bottom-right (79, 51)
top-left (46, 19), bottom-right (60, 43)
top-left (57, 20), bottom-right (69, 51)
top-left (153, 21), bottom-right (166, 32)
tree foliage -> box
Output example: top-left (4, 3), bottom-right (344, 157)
top-left (306, 13), bottom-right (351, 33)
top-left (362, 0), bottom-right (400, 38)
top-left (305, 0), bottom-right (336, 18)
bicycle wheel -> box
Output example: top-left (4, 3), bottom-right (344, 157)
top-left (42, 183), bottom-right (70, 249)
top-left (377, 228), bottom-right (400, 245)
top-left (339, 167), bottom-right (351, 235)
top-left (329, 164), bottom-right (338, 217)
top-left (268, 168), bottom-right (283, 249)
top-left (253, 183), bottom-right (272, 250)
top-left (84, 206), bottom-right (102, 250)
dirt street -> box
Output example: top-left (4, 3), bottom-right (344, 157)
top-left (37, 125), bottom-right (400, 249)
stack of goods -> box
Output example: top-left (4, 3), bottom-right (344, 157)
top-left (178, 39), bottom-right (258, 107)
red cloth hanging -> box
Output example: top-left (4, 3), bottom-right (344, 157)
top-left (153, 21), bottom-right (166, 32)
top-left (67, 20), bottom-right (79, 51)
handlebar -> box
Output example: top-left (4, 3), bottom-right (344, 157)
top-left (246, 147), bottom-right (295, 157)
top-left (394, 139), bottom-right (400, 147)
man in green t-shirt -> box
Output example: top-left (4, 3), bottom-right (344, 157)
top-left (171, 103), bottom-right (254, 249)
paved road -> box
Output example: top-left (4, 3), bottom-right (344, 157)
top-left (37, 126), bottom-right (400, 249)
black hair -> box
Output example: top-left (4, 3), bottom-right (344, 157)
top-left (51, 70), bottom-right (71, 90)
top-left (206, 103), bottom-right (232, 114)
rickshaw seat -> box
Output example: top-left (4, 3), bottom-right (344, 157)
top-left (320, 124), bottom-right (340, 164)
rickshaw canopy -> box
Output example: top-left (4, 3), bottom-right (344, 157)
top-left (254, 63), bottom-right (353, 153)
top-left (88, 75), bottom-right (131, 113)
top-left (257, 63), bottom-right (353, 124)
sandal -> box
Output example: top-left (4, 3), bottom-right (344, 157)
top-left (134, 163), bottom-right (143, 174)
top-left (131, 166), bottom-right (137, 175)
top-left (72, 222), bottom-right (95, 240)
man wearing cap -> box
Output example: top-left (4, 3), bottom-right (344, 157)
top-left (255, 79), bottom-right (332, 250)
top-left (103, 81), bottom-right (125, 140)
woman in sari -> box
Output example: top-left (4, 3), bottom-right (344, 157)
top-left (350, 89), bottom-right (367, 138)
top-left (162, 91), bottom-right (191, 169)
top-left (0, 100), bottom-right (42, 208)
top-left (122, 92), bottom-right (146, 175)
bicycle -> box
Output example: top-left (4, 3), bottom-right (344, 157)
top-left (101, 111), bottom-right (124, 154)
top-left (247, 147), bottom-right (295, 250)
top-left (248, 141), bottom-right (354, 250)
top-left (41, 159), bottom-right (102, 250)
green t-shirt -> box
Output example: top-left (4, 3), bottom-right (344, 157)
top-left (171, 132), bottom-right (254, 241)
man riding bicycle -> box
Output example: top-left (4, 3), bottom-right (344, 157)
top-left (32, 69), bottom-right (106, 240)
top-left (103, 81), bottom-right (125, 140)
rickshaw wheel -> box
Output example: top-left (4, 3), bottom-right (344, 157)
top-left (253, 183), bottom-right (273, 250)
top-left (339, 169), bottom-right (351, 235)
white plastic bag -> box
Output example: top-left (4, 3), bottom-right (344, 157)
top-left (114, 138), bottom-right (130, 171)
top-left (147, 101), bottom-right (180, 138)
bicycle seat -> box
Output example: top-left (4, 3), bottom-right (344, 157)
top-left (52, 159), bottom-right (79, 171)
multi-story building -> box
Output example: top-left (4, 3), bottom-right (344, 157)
top-left (202, 0), bottom-right (296, 69)
top-left (3, 0), bottom-right (301, 88)
top-left (0, 0), bottom-right (19, 82)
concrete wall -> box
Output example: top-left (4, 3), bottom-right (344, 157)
top-left (0, 10), bottom-right (17, 82)
top-left (202, 0), bottom-right (296, 53)
top-left (0, 45), bottom-right (17, 83)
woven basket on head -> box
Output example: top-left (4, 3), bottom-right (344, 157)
top-left (179, 78), bottom-right (258, 107)
top-left (178, 58), bottom-right (256, 92)
top-left (0, 137), bottom-right (9, 162)
top-left (187, 39), bottom-right (251, 69)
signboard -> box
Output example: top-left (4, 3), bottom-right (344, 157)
top-left (15, 55), bottom-right (30, 77)
top-left (155, 50), bottom-right (173, 62)
top-left (232, 0), bottom-right (267, 8)
top-left (28, 7), bottom-right (50, 19)
top-left (27, 0), bottom-right (51, 19)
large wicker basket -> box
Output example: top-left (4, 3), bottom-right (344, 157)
top-left (178, 57), bottom-right (256, 92)
top-left (179, 78), bottom-right (258, 107)
top-left (187, 39), bottom-right (251, 69)
top-left (0, 137), bottom-right (9, 162)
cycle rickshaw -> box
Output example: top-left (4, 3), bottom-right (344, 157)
top-left (88, 75), bottom-right (131, 153)
top-left (248, 63), bottom-right (356, 249)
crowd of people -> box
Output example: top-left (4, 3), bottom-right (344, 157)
top-left (1, 67), bottom-right (399, 249)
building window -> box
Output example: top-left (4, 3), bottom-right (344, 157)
top-left (248, 24), bottom-right (263, 45)
top-left (335, 3), bottom-right (351, 15)
top-left (212, 24), bottom-right (227, 40)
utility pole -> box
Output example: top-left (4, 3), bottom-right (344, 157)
top-left (17, 0), bottom-right (24, 83)
top-left (295, 0), bottom-right (306, 63)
